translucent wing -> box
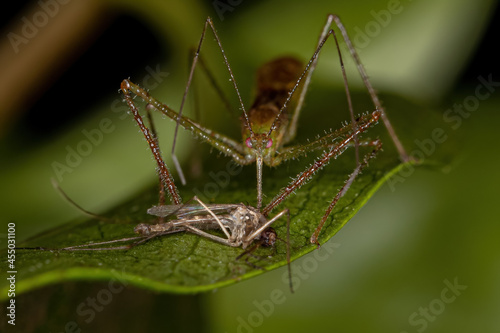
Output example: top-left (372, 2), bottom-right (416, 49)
top-left (147, 203), bottom-right (242, 218)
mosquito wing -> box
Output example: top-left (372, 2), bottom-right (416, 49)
top-left (147, 203), bottom-right (243, 218)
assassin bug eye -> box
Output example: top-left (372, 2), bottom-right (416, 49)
top-left (245, 137), bottom-right (272, 149)
top-left (245, 137), bottom-right (253, 148)
top-left (266, 138), bottom-right (273, 148)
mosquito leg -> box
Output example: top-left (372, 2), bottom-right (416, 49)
top-left (243, 208), bottom-right (294, 292)
top-left (17, 235), bottom-right (151, 252)
top-left (236, 244), bottom-right (271, 271)
top-left (284, 209), bottom-right (292, 293)
top-left (331, 14), bottom-right (409, 162)
top-left (184, 225), bottom-right (238, 247)
top-left (329, 18), bottom-right (360, 167)
top-left (57, 235), bottom-right (151, 251)
top-left (18, 228), bottom-right (186, 252)
top-left (246, 209), bottom-right (289, 243)
top-left (241, 258), bottom-right (266, 270)
top-left (16, 245), bottom-right (135, 251)
top-left (235, 242), bottom-right (260, 261)
top-left (310, 138), bottom-right (383, 245)
top-left (170, 151), bottom-right (187, 186)
top-left (193, 196), bottom-right (231, 239)
top-left (51, 178), bottom-right (114, 222)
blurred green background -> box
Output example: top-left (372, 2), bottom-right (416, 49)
top-left (1, 0), bottom-right (499, 332)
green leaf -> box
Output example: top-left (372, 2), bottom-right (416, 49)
top-left (1, 92), bottom-right (455, 298)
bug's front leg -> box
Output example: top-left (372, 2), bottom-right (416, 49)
top-left (271, 110), bottom-right (380, 166)
top-left (263, 110), bottom-right (381, 215)
top-left (122, 79), bottom-right (252, 166)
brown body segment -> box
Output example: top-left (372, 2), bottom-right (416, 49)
top-left (243, 57), bottom-right (304, 163)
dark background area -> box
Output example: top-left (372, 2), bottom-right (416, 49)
top-left (0, 1), bottom-right (498, 144)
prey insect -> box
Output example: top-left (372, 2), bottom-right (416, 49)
top-left (122, 14), bottom-right (399, 245)
top-left (44, 195), bottom-right (288, 257)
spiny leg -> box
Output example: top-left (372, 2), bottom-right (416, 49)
top-left (263, 110), bottom-right (381, 215)
top-left (243, 20), bottom-right (368, 211)
top-left (269, 22), bottom-right (360, 158)
top-left (170, 19), bottom-right (212, 186)
top-left (270, 111), bottom-right (378, 166)
top-left (124, 17), bottom-right (372, 212)
top-left (170, 17), bottom-right (251, 183)
top-left (287, 15), bottom-right (360, 166)
top-left (52, 100), bottom-right (175, 224)
top-left (47, 103), bottom-right (175, 249)
top-left (172, 44), bottom-right (243, 184)
top-left (187, 47), bottom-right (238, 122)
top-left (121, 80), bottom-right (182, 205)
top-left (145, 104), bottom-right (166, 207)
top-left (267, 133), bottom-right (381, 246)
top-left (257, 25), bottom-right (366, 209)
top-left (274, 13), bottom-right (411, 171)
top-left (122, 79), bottom-right (250, 165)
top-left (331, 14), bottom-right (409, 162)
top-left (248, 29), bottom-right (348, 209)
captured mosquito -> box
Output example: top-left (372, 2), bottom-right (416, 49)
top-left (42, 194), bottom-right (289, 260)
top-left (122, 14), bottom-right (400, 245)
